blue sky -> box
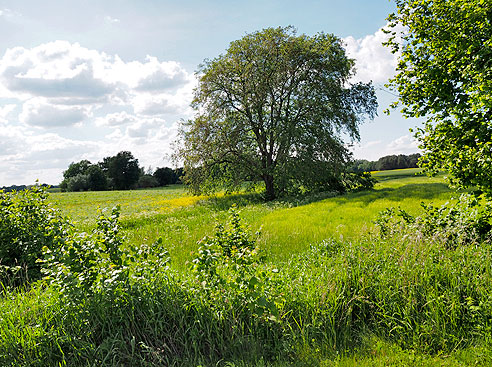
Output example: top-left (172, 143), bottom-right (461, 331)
top-left (0, 0), bottom-right (419, 186)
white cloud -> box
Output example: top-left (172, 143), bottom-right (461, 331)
top-left (0, 8), bottom-right (18, 18)
top-left (351, 135), bottom-right (419, 161)
top-left (95, 111), bottom-right (136, 126)
top-left (386, 134), bottom-right (419, 154)
top-left (0, 125), bottom-right (102, 184)
top-left (0, 41), bottom-right (197, 185)
top-left (132, 94), bottom-right (182, 116)
top-left (343, 23), bottom-right (402, 84)
top-left (19, 98), bottom-right (89, 127)
top-left (0, 42), bottom-right (195, 110)
top-left (0, 104), bottom-right (16, 123)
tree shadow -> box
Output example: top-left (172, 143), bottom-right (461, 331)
top-left (332, 182), bottom-right (453, 207)
top-left (198, 182), bottom-right (454, 212)
top-left (199, 192), bottom-right (266, 211)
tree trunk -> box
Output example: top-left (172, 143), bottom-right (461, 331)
top-left (264, 174), bottom-right (276, 201)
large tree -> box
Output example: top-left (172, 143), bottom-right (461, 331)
top-left (177, 26), bottom-right (377, 200)
top-left (385, 0), bottom-right (492, 194)
top-left (61, 160), bottom-right (108, 192)
top-left (100, 151), bottom-right (141, 190)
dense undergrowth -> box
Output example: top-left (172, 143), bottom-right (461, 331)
top-left (1, 179), bottom-right (492, 366)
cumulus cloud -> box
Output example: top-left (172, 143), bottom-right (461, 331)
top-left (343, 23), bottom-right (402, 83)
top-left (0, 42), bottom-right (194, 109)
top-left (132, 94), bottom-right (182, 116)
top-left (351, 135), bottom-right (419, 161)
top-left (0, 125), bottom-right (102, 184)
top-left (135, 62), bottom-right (189, 92)
top-left (0, 41), bottom-right (198, 185)
top-left (0, 104), bottom-right (16, 123)
top-left (386, 134), bottom-right (419, 154)
top-left (95, 111), bottom-right (136, 126)
top-left (19, 98), bottom-right (89, 127)
top-left (0, 8), bottom-right (18, 18)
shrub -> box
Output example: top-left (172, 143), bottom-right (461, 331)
top-left (42, 206), bottom-right (169, 307)
top-left (191, 206), bottom-right (280, 320)
top-left (343, 171), bottom-right (376, 192)
top-left (137, 174), bottom-right (159, 188)
top-left (375, 193), bottom-right (492, 247)
top-left (66, 173), bottom-right (90, 191)
top-left (0, 186), bottom-right (70, 283)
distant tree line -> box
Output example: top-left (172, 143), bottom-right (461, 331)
top-left (349, 153), bottom-right (421, 173)
top-left (1, 183), bottom-right (52, 193)
top-left (60, 151), bottom-right (182, 192)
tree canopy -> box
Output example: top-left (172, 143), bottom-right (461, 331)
top-left (100, 151), bottom-right (141, 190)
top-left (61, 160), bottom-right (108, 192)
top-left (385, 0), bottom-right (492, 194)
top-left (177, 26), bottom-right (377, 199)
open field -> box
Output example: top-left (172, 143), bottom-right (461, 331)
top-left (3, 169), bottom-right (491, 366)
top-left (49, 168), bottom-right (457, 267)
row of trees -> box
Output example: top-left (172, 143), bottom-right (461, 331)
top-left (63, 0), bottom-right (492, 198)
top-left (350, 153), bottom-right (421, 173)
top-left (60, 151), bottom-right (182, 192)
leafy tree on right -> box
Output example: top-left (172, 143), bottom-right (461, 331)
top-left (385, 0), bottom-right (492, 195)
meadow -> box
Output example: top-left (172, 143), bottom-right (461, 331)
top-left (2, 168), bottom-right (492, 366)
top-left (49, 168), bottom-right (456, 267)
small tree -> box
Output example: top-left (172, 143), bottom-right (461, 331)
top-left (61, 160), bottom-right (108, 191)
top-left (176, 26), bottom-right (377, 200)
top-left (0, 186), bottom-right (70, 282)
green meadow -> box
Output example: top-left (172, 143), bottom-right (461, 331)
top-left (3, 169), bottom-right (492, 367)
top-left (49, 168), bottom-right (456, 267)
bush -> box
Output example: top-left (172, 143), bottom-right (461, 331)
top-left (66, 173), bottom-right (90, 191)
top-left (42, 207), bottom-right (169, 307)
top-left (137, 174), bottom-right (159, 188)
top-left (191, 206), bottom-right (280, 321)
top-left (0, 186), bottom-right (70, 283)
top-left (343, 171), bottom-right (376, 192)
top-left (375, 193), bottom-right (492, 248)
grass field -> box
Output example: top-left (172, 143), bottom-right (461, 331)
top-left (49, 168), bottom-right (457, 267)
top-left (4, 168), bottom-right (491, 366)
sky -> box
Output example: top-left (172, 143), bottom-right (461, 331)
top-left (0, 0), bottom-right (420, 186)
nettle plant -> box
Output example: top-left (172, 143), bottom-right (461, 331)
top-left (0, 186), bottom-right (70, 283)
top-left (375, 194), bottom-right (492, 248)
top-left (191, 206), bottom-right (280, 320)
top-left (42, 207), bottom-right (170, 306)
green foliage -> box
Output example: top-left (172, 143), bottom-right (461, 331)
top-left (0, 186), bottom-right (70, 282)
top-left (137, 174), bottom-right (159, 188)
top-left (153, 166), bottom-right (180, 186)
top-left (3, 174), bottom-right (492, 366)
top-left (61, 160), bottom-right (108, 191)
top-left (100, 151), bottom-right (142, 190)
top-left (342, 172), bottom-right (376, 192)
top-left (42, 206), bottom-right (169, 307)
top-left (385, 0), bottom-right (492, 194)
top-left (191, 207), bottom-right (280, 320)
top-left (350, 154), bottom-right (421, 173)
top-left (375, 194), bottom-right (492, 248)
top-left (177, 26), bottom-right (377, 200)
top-left (66, 173), bottom-right (90, 191)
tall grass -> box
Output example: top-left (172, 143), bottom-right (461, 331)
top-left (2, 169), bottom-right (485, 366)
